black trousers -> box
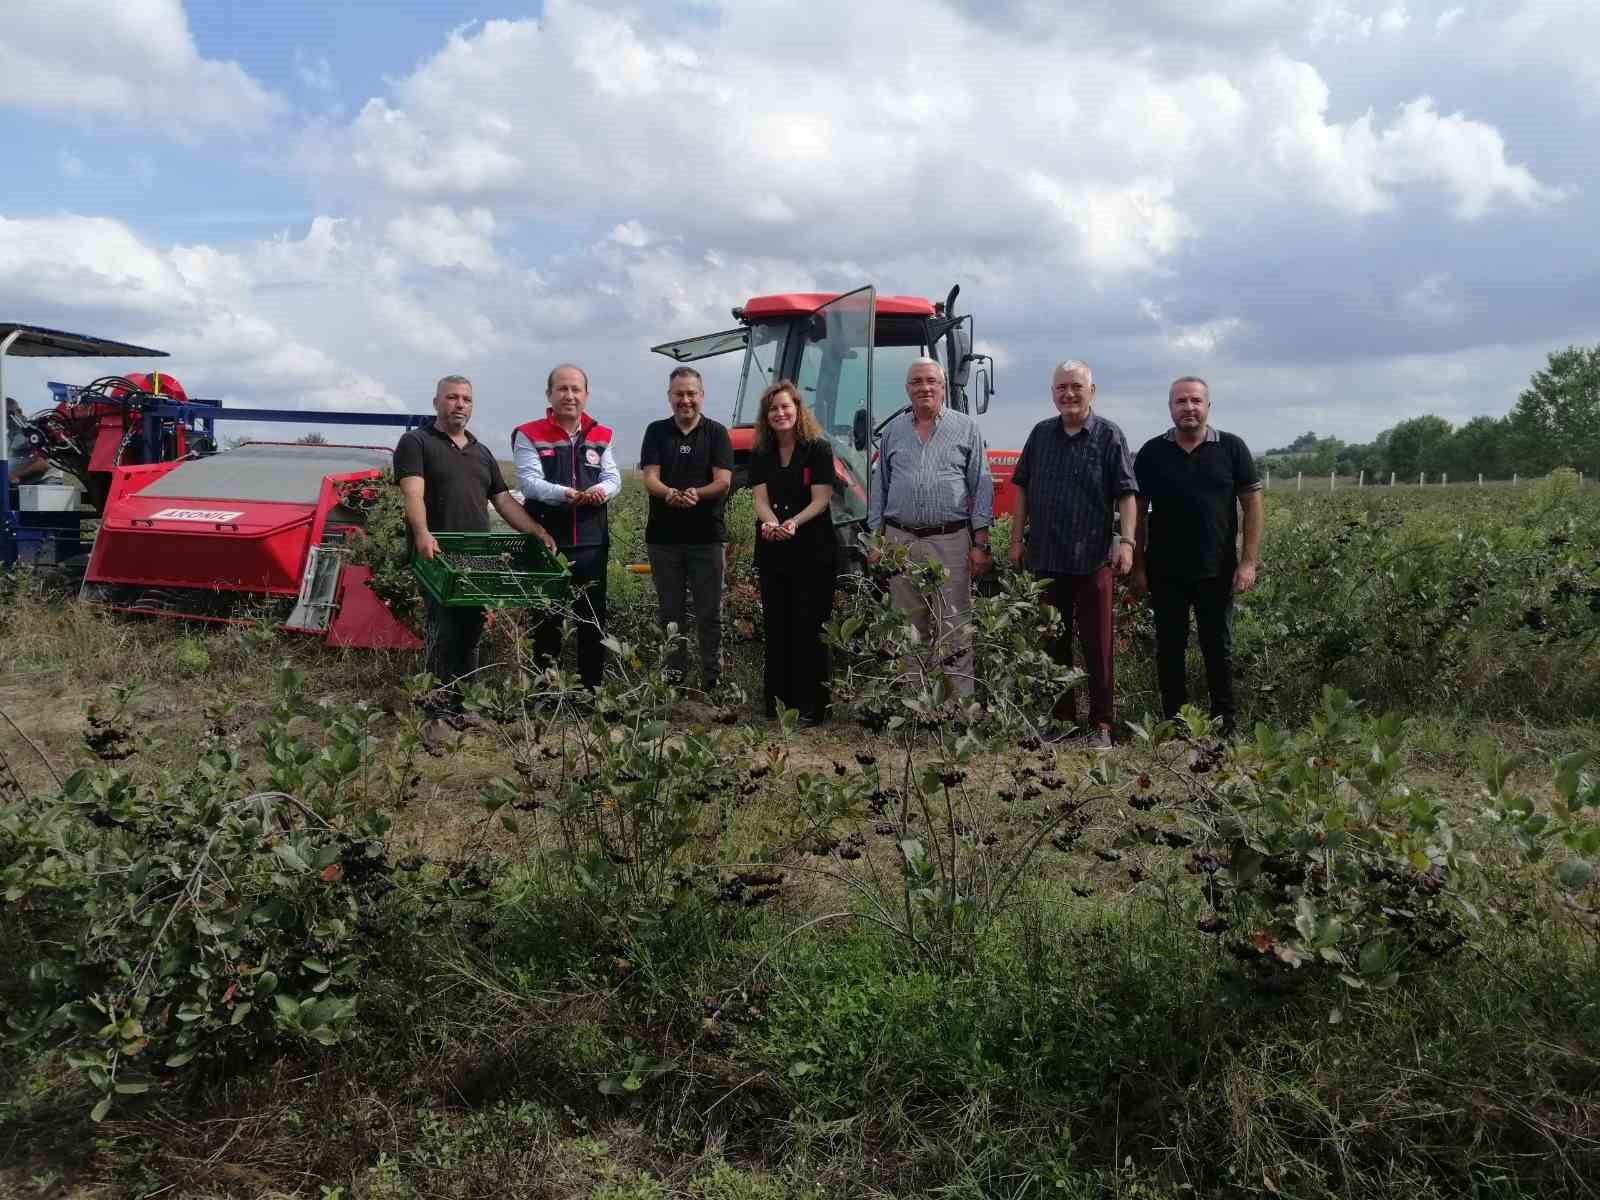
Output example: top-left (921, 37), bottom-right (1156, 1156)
top-left (535, 543), bottom-right (609, 688)
top-left (758, 559), bottom-right (837, 720)
top-left (423, 596), bottom-right (487, 713)
top-left (1149, 574), bottom-right (1236, 726)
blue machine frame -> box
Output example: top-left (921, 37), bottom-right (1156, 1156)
top-left (2, 323), bottom-right (429, 568)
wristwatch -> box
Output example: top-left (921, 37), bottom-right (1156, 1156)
top-left (1118, 536), bottom-right (1135, 547)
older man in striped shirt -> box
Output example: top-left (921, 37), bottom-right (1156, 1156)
top-left (1007, 360), bottom-right (1137, 748)
top-left (867, 357), bottom-right (994, 696)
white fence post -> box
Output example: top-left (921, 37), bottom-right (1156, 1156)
top-left (1359, 470), bottom-right (1365, 488)
top-left (1330, 470), bottom-right (1336, 491)
top-left (1266, 471), bottom-right (1271, 490)
top-left (1442, 472), bottom-right (1448, 486)
top-left (1513, 472), bottom-right (1518, 486)
top-left (1390, 471), bottom-right (1396, 486)
top-left (1478, 473), bottom-right (1483, 486)
top-left (1297, 472), bottom-right (1303, 492)
top-left (1420, 471), bottom-right (1426, 485)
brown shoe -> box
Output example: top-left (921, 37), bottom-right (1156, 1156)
top-left (1087, 726), bottom-right (1115, 751)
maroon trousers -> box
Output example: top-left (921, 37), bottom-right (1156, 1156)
top-left (1041, 566), bottom-right (1115, 729)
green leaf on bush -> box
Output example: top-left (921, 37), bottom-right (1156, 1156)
top-left (165, 1050), bottom-right (195, 1068)
top-left (114, 1081), bottom-right (151, 1094)
top-left (272, 843), bottom-right (308, 872)
top-left (90, 1096), bottom-right (113, 1123)
top-left (1554, 858), bottom-right (1595, 891)
top-left (303, 958), bottom-right (330, 974)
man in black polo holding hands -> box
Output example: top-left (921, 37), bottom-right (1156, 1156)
top-left (395, 374), bottom-right (556, 737)
top-left (639, 366), bottom-right (734, 689)
top-left (1008, 360), bottom-right (1138, 749)
top-left (1132, 376), bottom-right (1263, 735)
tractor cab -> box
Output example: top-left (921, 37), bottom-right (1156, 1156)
top-left (651, 284), bottom-right (995, 545)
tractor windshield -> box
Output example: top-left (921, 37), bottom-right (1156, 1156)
top-left (793, 287), bottom-right (875, 527)
top-left (731, 322), bottom-right (784, 426)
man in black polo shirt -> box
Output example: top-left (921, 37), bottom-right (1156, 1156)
top-left (1007, 360), bottom-right (1138, 748)
top-left (639, 366), bottom-right (734, 688)
top-left (1131, 376), bottom-right (1263, 734)
top-left (394, 375), bottom-right (555, 733)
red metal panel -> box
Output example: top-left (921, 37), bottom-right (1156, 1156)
top-left (741, 293), bottom-right (935, 320)
top-left (326, 564), bottom-right (423, 650)
top-left (987, 448), bottom-right (1018, 518)
top-left (87, 495), bottom-right (317, 594)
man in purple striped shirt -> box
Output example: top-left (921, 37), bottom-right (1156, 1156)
top-left (1007, 360), bottom-right (1138, 748)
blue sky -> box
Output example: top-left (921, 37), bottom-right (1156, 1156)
top-left (2, 0), bottom-right (1597, 459)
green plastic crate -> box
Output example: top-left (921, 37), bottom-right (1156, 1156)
top-left (411, 532), bottom-right (570, 608)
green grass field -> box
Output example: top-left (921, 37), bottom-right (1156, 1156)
top-left (1, 474), bottom-right (1597, 1199)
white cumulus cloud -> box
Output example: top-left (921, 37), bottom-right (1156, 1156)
top-left (0, 0), bottom-right (281, 136)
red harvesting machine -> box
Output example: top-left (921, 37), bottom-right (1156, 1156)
top-left (2, 323), bottom-right (425, 649)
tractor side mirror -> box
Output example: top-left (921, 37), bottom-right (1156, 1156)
top-left (965, 353), bottom-right (994, 416)
top-left (852, 408), bottom-right (869, 451)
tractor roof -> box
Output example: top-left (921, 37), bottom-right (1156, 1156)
top-left (741, 293), bottom-right (936, 320)
top-left (0, 323), bottom-right (168, 358)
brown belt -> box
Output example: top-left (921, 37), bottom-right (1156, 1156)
top-left (885, 518), bottom-right (969, 538)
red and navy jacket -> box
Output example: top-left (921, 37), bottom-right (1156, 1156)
top-left (514, 411), bottom-right (614, 549)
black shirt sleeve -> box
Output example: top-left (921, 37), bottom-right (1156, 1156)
top-left (1107, 427), bottom-right (1138, 497)
top-left (639, 421), bottom-right (664, 469)
top-left (1011, 427), bottom-right (1034, 491)
top-left (806, 439), bottom-right (838, 487)
top-left (748, 447), bottom-right (771, 488)
top-left (1231, 434), bottom-right (1262, 493)
top-left (711, 423), bottom-right (734, 471)
top-left (484, 449), bottom-right (510, 498)
top-left (393, 431), bottom-right (424, 480)
top-left (1133, 441), bottom-right (1152, 496)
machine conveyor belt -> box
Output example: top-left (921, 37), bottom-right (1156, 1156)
top-left (134, 444), bottom-right (392, 505)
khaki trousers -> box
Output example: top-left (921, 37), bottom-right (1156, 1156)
top-left (884, 524), bottom-right (974, 696)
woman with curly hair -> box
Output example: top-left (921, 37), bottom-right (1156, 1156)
top-left (748, 379), bottom-right (839, 722)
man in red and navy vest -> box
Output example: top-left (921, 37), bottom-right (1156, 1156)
top-left (513, 363), bottom-right (621, 688)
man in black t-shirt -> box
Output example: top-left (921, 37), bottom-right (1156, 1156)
top-left (639, 366), bottom-right (734, 687)
top-left (394, 375), bottom-right (555, 736)
top-left (1131, 376), bottom-right (1263, 732)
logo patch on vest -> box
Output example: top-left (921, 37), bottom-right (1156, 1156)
top-left (586, 448), bottom-right (601, 466)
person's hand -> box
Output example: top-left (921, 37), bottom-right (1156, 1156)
top-left (563, 487), bottom-right (583, 505)
top-left (531, 525), bottom-right (557, 554)
top-left (583, 486), bottom-right (609, 506)
top-left (414, 530), bottom-right (440, 560)
top-left (680, 486), bottom-right (700, 506)
top-left (779, 518), bottom-right (799, 539)
top-left (1233, 560), bottom-right (1258, 594)
top-left (760, 520), bottom-right (781, 541)
top-left (1111, 540), bottom-right (1133, 577)
top-left (1008, 540), bottom-right (1024, 570)
top-left (1129, 564), bottom-right (1148, 595)
top-left (969, 546), bottom-right (991, 577)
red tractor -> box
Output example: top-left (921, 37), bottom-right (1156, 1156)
top-left (651, 284), bottom-right (1017, 551)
